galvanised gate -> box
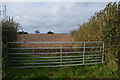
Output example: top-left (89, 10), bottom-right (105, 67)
top-left (7, 42), bottom-right (104, 68)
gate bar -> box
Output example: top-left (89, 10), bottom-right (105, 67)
top-left (9, 42), bottom-right (103, 43)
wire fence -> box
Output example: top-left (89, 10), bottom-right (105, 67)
top-left (7, 42), bottom-right (104, 68)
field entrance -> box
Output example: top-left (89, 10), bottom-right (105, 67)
top-left (8, 42), bottom-right (104, 68)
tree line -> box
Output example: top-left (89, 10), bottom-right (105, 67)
top-left (17, 30), bottom-right (54, 34)
top-left (34, 30), bottom-right (54, 34)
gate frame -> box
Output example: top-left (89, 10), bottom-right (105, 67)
top-left (7, 42), bottom-right (104, 68)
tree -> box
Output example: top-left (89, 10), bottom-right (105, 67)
top-left (47, 31), bottom-right (54, 34)
top-left (17, 31), bottom-right (28, 34)
top-left (2, 16), bottom-right (20, 44)
top-left (34, 30), bottom-right (40, 34)
top-left (23, 32), bottom-right (28, 34)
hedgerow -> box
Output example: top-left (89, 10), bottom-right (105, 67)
top-left (71, 2), bottom-right (120, 77)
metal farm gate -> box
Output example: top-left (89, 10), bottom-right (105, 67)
top-left (7, 42), bottom-right (104, 68)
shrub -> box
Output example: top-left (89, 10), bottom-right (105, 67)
top-left (71, 2), bottom-right (119, 77)
top-left (47, 31), bottom-right (54, 34)
top-left (2, 16), bottom-right (20, 79)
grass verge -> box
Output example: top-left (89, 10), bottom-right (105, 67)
top-left (2, 63), bottom-right (119, 79)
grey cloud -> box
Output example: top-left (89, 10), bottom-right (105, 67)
top-left (3, 2), bottom-right (108, 33)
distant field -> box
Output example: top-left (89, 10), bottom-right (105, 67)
top-left (17, 34), bottom-right (72, 42)
top-left (17, 34), bottom-right (73, 48)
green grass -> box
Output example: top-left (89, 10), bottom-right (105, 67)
top-left (4, 47), bottom-right (119, 79)
top-left (3, 63), bottom-right (119, 80)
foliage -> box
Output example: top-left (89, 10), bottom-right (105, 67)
top-left (2, 16), bottom-right (20, 58)
top-left (2, 16), bottom-right (20, 79)
top-left (17, 32), bottom-right (28, 34)
top-left (3, 64), bottom-right (118, 79)
top-left (2, 17), bottom-right (19, 44)
top-left (34, 30), bottom-right (40, 34)
top-left (47, 31), bottom-right (54, 34)
top-left (71, 2), bottom-right (119, 78)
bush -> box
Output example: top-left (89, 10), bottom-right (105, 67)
top-left (17, 32), bottom-right (28, 34)
top-left (2, 17), bottom-right (20, 79)
top-left (71, 2), bottom-right (119, 78)
top-left (47, 31), bottom-right (54, 34)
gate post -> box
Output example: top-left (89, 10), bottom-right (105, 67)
top-left (60, 42), bottom-right (62, 65)
top-left (83, 42), bottom-right (85, 64)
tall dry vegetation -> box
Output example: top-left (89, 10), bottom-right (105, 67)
top-left (71, 2), bottom-right (120, 71)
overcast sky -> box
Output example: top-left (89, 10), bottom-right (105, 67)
top-left (2, 2), bottom-right (108, 34)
